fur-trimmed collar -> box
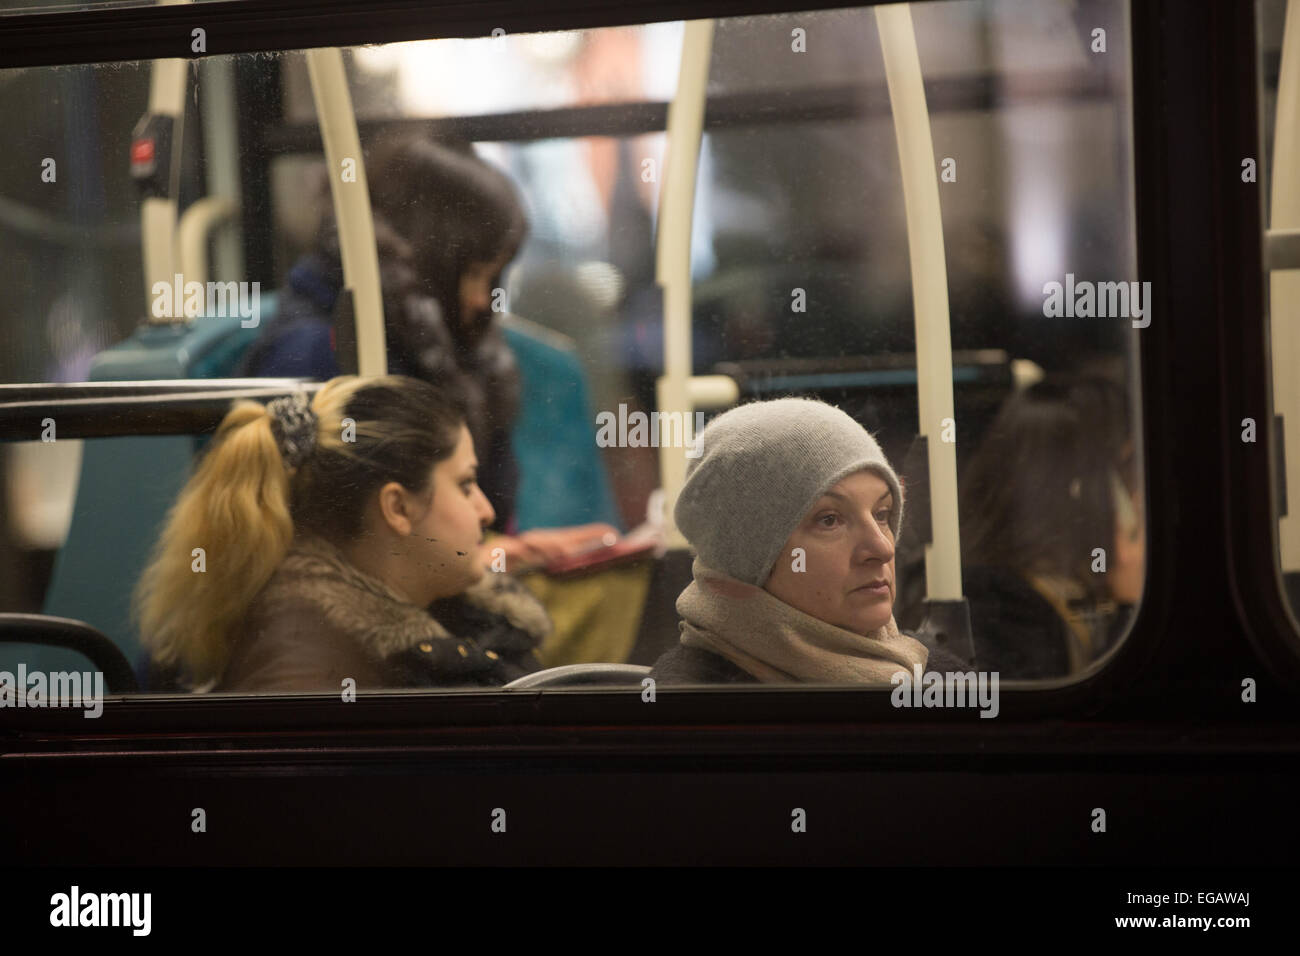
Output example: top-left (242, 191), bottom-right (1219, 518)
top-left (257, 534), bottom-right (551, 660)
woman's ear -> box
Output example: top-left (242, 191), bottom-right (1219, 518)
top-left (376, 481), bottom-right (414, 537)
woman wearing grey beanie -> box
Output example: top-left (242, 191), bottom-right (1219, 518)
top-left (650, 397), bottom-right (960, 684)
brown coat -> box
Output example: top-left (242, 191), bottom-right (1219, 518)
top-left (218, 535), bottom-right (550, 693)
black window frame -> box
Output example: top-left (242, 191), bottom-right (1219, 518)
top-left (1223, 0), bottom-right (1300, 688)
top-left (0, 0), bottom-right (1296, 756)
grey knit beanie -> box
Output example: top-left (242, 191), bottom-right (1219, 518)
top-left (674, 398), bottom-right (903, 586)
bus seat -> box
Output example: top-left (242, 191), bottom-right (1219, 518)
top-left (523, 558), bottom-right (654, 667)
top-left (503, 662), bottom-right (650, 689)
top-left (39, 301), bottom-right (274, 689)
top-left (714, 350), bottom-right (1015, 475)
top-left (500, 315), bottom-right (621, 532)
top-left (87, 300), bottom-right (273, 381)
top-left (625, 548), bottom-right (696, 666)
top-left (0, 613), bottom-right (138, 693)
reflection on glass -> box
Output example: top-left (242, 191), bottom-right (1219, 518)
top-left (0, 0), bottom-right (1143, 698)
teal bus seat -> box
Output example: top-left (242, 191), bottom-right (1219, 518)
top-left (501, 316), bottom-right (621, 533)
top-left (38, 300), bottom-right (273, 683)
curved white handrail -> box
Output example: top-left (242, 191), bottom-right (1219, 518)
top-left (306, 48), bottom-right (387, 376)
top-left (876, 3), bottom-right (963, 600)
top-left (656, 19), bottom-right (724, 548)
top-left (177, 196), bottom-right (237, 288)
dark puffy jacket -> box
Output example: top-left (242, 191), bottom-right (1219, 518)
top-left (960, 566), bottom-right (1072, 679)
top-left (960, 565), bottom-right (1132, 679)
top-left (217, 535), bottom-right (549, 693)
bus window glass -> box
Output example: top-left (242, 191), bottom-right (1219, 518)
top-left (0, 0), bottom-right (1144, 698)
top-left (1257, 0), bottom-right (1300, 636)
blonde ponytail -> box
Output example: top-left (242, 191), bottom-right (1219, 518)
top-left (136, 375), bottom-right (466, 690)
top-left (135, 401), bottom-right (295, 690)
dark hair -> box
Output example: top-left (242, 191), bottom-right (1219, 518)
top-left (305, 135), bottom-right (526, 528)
top-left (307, 133), bottom-right (528, 335)
top-left (137, 375), bottom-right (467, 687)
top-left (291, 375), bottom-right (467, 541)
top-left (362, 132), bottom-right (528, 334)
top-left (959, 377), bottom-right (1133, 599)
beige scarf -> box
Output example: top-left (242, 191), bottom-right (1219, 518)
top-left (677, 559), bottom-right (930, 683)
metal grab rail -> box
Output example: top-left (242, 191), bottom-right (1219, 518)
top-left (877, 3), bottom-right (964, 609)
top-left (0, 613), bottom-right (140, 694)
top-left (655, 19), bottom-right (738, 549)
top-left (0, 380), bottom-right (319, 440)
top-left (260, 72), bottom-right (1114, 153)
top-left (306, 48), bottom-right (387, 377)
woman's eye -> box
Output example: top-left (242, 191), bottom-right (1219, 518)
top-left (816, 513), bottom-right (840, 528)
top-left (875, 510), bottom-right (892, 525)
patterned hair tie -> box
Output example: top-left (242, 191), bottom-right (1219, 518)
top-left (267, 393), bottom-right (318, 469)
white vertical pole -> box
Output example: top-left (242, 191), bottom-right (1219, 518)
top-left (876, 3), bottom-right (963, 599)
top-left (139, 0), bottom-right (195, 323)
top-left (656, 19), bottom-right (715, 548)
top-left (306, 48), bottom-right (387, 377)
top-left (200, 56), bottom-right (245, 285)
top-left (141, 55), bottom-right (186, 322)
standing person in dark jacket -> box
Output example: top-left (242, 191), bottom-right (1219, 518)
top-left (242, 134), bottom-right (526, 531)
top-left (956, 376), bottom-right (1143, 678)
top-left (135, 375), bottom-right (550, 693)
top-left (244, 133), bottom-right (615, 568)
top-left (650, 398), bottom-right (967, 685)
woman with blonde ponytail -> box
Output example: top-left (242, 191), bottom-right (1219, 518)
top-left (135, 375), bottom-right (549, 693)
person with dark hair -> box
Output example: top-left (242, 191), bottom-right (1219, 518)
top-left (650, 398), bottom-right (967, 684)
top-left (957, 377), bottom-right (1143, 678)
top-left (243, 133), bottom-right (614, 568)
top-left (242, 135), bottom-right (526, 526)
top-left (135, 375), bottom-right (550, 693)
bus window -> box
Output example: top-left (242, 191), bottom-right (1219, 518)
top-left (1257, 0), bottom-right (1300, 640)
top-left (649, 1), bottom-right (1144, 683)
top-left (0, 0), bottom-right (1145, 700)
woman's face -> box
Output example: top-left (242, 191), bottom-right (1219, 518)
top-left (457, 252), bottom-right (511, 338)
top-left (407, 424), bottom-right (496, 600)
top-left (764, 470), bottom-right (897, 636)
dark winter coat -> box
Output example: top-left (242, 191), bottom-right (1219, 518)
top-left (217, 535), bottom-right (549, 693)
top-left (960, 566), bottom-right (1072, 679)
top-left (960, 565), bottom-right (1131, 679)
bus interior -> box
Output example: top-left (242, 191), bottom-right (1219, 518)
top-left (0, 0), bottom-right (1298, 873)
